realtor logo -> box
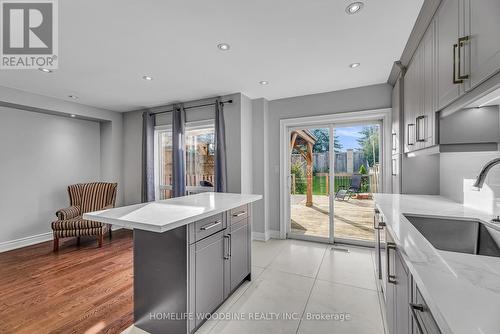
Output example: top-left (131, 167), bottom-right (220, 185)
top-left (1, 0), bottom-right (58, 69)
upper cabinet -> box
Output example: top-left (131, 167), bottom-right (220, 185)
top-left (404, 19), bottom-right (437, 153)
top-left (467, 0), bottom-right (500, 89)
top-left (436, 0), bottom-right (463, 110)
top-left (437, 0), bottom-right (500, 109)
top-left (402, 0), bottom-right (500, 154)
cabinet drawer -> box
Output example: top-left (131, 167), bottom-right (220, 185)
top-left (411, 288), bottom-right (441, 334)
top-left (230, 205), bottom-right (249, 225)
top-left (190, 213), bottom-right (224, 243)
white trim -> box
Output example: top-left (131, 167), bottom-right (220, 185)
top-left (279, 108), bottom-right (392, 242)
top-left (252, 232), bottom-right (270, 242)
top-left (0, 232), bottom-right (52, 253)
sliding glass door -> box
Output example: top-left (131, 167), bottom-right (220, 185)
top-left (287, 122), bottom-right (381, 245)
top-left (289, 127), bottom-right (333, 241)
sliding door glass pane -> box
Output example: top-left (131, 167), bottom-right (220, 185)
top-left (289, 128), bottom-right (330, 239)
top-left (185, 123), bottom-right (215, 194)
top-left (333, 124), bottom-right (380, 242)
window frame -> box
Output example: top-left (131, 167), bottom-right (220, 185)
top-left (154, 119), bottom-right (216, 200)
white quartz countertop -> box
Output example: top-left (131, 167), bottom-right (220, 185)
top-left (83, 192), bottom-right (262, 233)
top-left (374, 194), bottom-right (500, 334)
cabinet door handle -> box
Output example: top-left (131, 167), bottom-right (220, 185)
top-left (223, 235), bottom-right (230, 259)
top-left (457, 36), bottom-right (469, 80)
top-left (407, 124), bottom-right (415, 146)
top-left (453, 43), bottom-right (463, 84)
top-left (200, 220), bottom-right (221, 231)
top-left (232, 211), bottom-right (246, 217)
top-left (409, 303), bottom-right (426, 334)
top-left (416, 116), bottom-right (427, 142)
top-left (228, 233), bottom-right (232, 257)
top-left (386, 242), bottom-right (397, 284)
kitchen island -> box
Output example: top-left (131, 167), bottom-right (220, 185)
top-left (83, 192), bottom-right (262, 334)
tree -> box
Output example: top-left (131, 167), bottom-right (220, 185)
top-left (357, 126), bottom-right (379, 167)
top-left (311, 129), bottom-right (342, 153)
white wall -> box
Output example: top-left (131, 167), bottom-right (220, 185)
top-left (251, 98), bottom-right (270, 238)
top-left (121, 93), bottom-right (246, 205)
top-left (0, 107), bottom-right (101, 246)
top-left (0, 86), bottom-right (123, 251)
top-left (240, 94), bottom-right (253, 194)
top-left (264, 84), bottom-right (393, 233)
top-left (440, 151), bottom-right (500, 215)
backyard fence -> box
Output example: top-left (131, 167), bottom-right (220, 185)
top-left (291, 151), bottom-right (366, 174)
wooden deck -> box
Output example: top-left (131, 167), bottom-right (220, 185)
top-left (291, 195), bottom-right (375, 241)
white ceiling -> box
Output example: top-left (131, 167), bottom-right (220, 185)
top-left (0, 0), bottom-right (424, 112)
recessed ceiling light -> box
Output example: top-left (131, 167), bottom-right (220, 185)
top-left (38, 68), bottom-right (52, 73)
top-left (70, 114), bottom-right (76, 118)
top-left (68, 95), bottom-right (79, 99)
top-left (346, 2), bottom-right (364, 15)
top-left (259, 81), bottom-right (269, 85)
top-left (217, 43), bottom-right (230, 51)
top-left (349, 63), bottom-right (361, 68)
top-left (142, 75), bottom-right (153, 81)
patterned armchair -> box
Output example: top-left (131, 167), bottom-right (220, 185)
top-left (51, 182), bottom-right (117, 251)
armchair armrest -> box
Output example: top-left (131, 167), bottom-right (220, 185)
top-left (55, 206), bottom-right (80, 220)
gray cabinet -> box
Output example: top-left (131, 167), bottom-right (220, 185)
top-left (404, 56), bottom-right (418, 153)
top-left (395, 250), bottom-right (411, 334)
top-left (467, 0), bottom-right (500, 89)
top-left (437, 0), bottom-right (463, 110)
top-left (229, 218), bottom-right (250, 291)
top-left (392, 78), bottom-right (402, 156)
top-left (134, 208), bottom-right (253, 334)
top-left (435, 0), bottom-right (500, 109)
top-left (410, 286), bottom-right (442, 334)
top-left (385, 231), bottom-right (411, 334)
top-left (404, 16), bottom-right (438, 154)
top-left (192, 230), bottom-right (225, 328)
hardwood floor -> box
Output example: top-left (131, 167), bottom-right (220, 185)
top-left (0, 230), bottom-right (133, 334)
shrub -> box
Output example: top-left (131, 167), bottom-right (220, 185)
top-left (291, 163), bottom-right (306, 194)
top-left (359, 164), bottom-right (367, 175)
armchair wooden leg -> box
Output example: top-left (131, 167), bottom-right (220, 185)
top-left (109, 227), bottom-right (112, 240)
top-left (98, 234), bottom-right (103, 248)
top-left (53, 237), bottom-right (59, 252)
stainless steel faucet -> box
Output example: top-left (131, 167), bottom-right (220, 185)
top-left (473, 158), bottom-right (500, 189)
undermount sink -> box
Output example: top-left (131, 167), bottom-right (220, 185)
top-left (403, 214), bottom-right (500, 258)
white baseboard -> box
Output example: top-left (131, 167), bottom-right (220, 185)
top-left (0, 225), bottom-right (128, 253)
top-left (252, 231), bottom-right (270, 241)
top-left (252, 230), bottom-right (282, 242)
top-left (268, 230), bottom-right (282, 239)
top-left (0, 232), bottom-right (53, 253)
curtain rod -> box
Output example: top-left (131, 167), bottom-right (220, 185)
top-left (151, 99), bottom-right (233, 116)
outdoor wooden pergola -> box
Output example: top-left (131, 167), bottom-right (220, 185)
top-left (290, 129), bottom-right (317, 207)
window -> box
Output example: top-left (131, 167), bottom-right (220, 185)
top-left (154, 120), bottom-right (215, 200)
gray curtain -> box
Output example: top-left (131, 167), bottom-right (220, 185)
top-left (172, 104), bottom-right (186, 197)
top-left (141, 111), bottom-right (155, 202)
top-left (215, 99), bottom-right (227, 192)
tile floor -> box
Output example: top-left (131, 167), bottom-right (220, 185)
top-left (124, 239), bottom-right (387, 334)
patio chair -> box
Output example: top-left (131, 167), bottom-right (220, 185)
top-left (334, 174), bottom-right (362, 201)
